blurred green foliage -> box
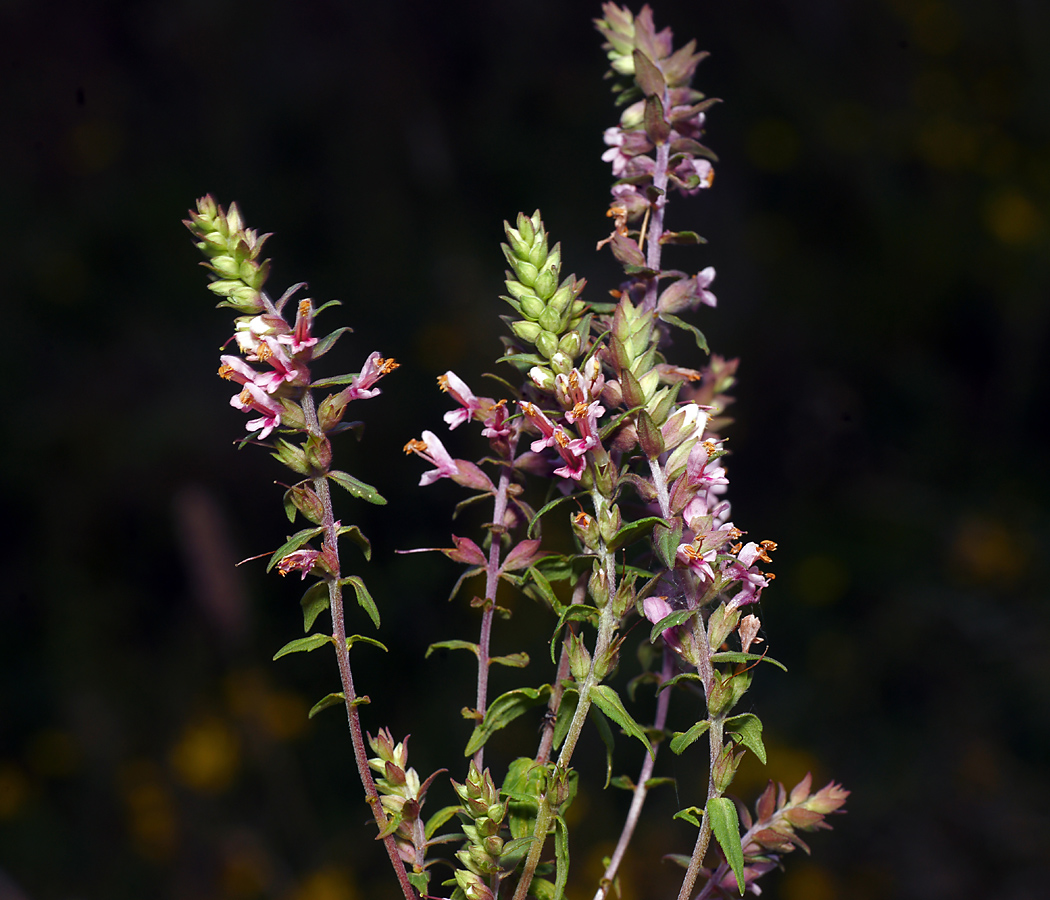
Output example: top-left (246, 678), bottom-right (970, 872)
top-left (2, 0), bottom-right (1048, 898)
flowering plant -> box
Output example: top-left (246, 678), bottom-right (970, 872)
top-left (185, 5), bottom-right (846, 899)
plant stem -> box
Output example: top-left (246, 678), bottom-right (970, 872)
top-left (593, 647), bottom-right (674, 900)
top-left (301, 389), bottom-right (417, 900)
top-left (474, 452), bottom-right (515, 773)
top-left (537, 574), bottom-right (587, 767)
top-left (642, 88), bottom-right (672, 314)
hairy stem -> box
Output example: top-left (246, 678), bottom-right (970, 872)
top-left (301, 389), bottom-right (417, 900)
top-left (474, 454), bottom-right (515, 773)
top-left (593, 647), bottom-right (674, 900)
top-left (537, 574), bottom-right (588, 767)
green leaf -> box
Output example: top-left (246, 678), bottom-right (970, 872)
top-left (658, 231), bottom-right (706, 245)
top-left (655, 671), bottom-right (705, 695)
top-left (669, 720), bottom-right (710, 755)
top-left (553, 815), bottom-right (570, 900)
top-left (406, 872), bottom-right (429, 895)
top-left (608, 515), bottom-right (668, 553)
top-left (527, 493), bottom-right (578, 539)
top-left (649, 608), bottom-right (697, 644)
top-left (707, 796), bottom-right (745, 893)
top-left (336, 524), bottom-right (372, 561)
top-left (503, 757), bottom-right (546, 840)
top-left (464, 685), bottom-right (552, 756)
top-left (589, 706), bottom-right (616, 789)
top-left (273, 633), bottom-right (332, 660)
top-left (549, 604), bottom-right (600, 663)
top-left (267, 526), bottom-right (324, 572)
top-left (659, 312), bottom-right (709, 353)
top-left (643, 776), bottom-right (676, 789)
top-left (653, 523), bottom-right (683, 569)
top-left (342, 575), bottom-right (380, 628)
top-left (328, 470), bottom-right (387, 505)
top-left (300, 582), bottom-right (329, 632)
top-left (673, 806), bottom-right (704, 828)
top-left (553, 689), bottom-right (578, 750)
top-left (589, 685), bottom-right (653, 759)
top-left (490, 652), bottom-right (530, 668)
top-left (308, 692), bottom-right (347, 718)
top-left (308, 373), bottom-right (356, 388)
top-left (725, 713), bottom-right (767, 765)
top-left (425, 640), bottom-right (480, 659)
top-left (711, 651), bottom-right (787, 672)
top-left (424, 805), bottom-right (463, 841)
top-left (346, 634), bottom-right (388, 653)
top-left (309, 326), bottom-right (352, 360)
top-left (524, 565), bottom-right (561, 611)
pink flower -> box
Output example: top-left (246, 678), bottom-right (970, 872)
top-left (438, 371), bottom-right (485, 430)
top-left (255, 336), bottom-right (309, 391)
top-left (231, 381), bottom-right (283, 438)
top-left (519, 401), bottom-right (590, 481)
top-left (481, 400), bottom-right (511, 440)
top-left (347, 352), bottom-right (399, 401)
top-left (276, 549), bottom-right (321, 579)
top-left (602, 127), bottom-right (630, 176)
top-left (277, 298), bottom-right (319, 355)
top-left (404, 430), bottom-right (459, 486)
top-left (725, 540), bottom-right (777, 611)
top-left (696, 267), bottom-right (717, 307)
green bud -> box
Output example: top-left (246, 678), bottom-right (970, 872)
top-left (537, 304), bottom-right (562, 333)
top-left (528, 366), bottom-right (556, 391)
top-left (646, 384), bottom-right (680, 425)
top-left (571, 512), bottom-right (601, 551)
top-left (598, 504), bottom-right (622, 545)
top-left (272, 439), bottom-right (310, 475)
top-left (639, 368), bottom-right (661, 403)
top-left (593, 634), bottom-right (623, 681)
top-left (286, 485), bottom-right (324, 524)
top-left (636, 409), bottom-right (665, 459)
top-left (547, 282), bottom-right (573, 316)
top-left (707, 603), bottom-right (741, 650)
top-left (588, 559), bottom-right (610, 608)
top-left (567, 632), bottom-right (592, 683)
top-left (558, 331), bottom-right (581, 358)
top-left (504, 227), bottom-right (530, 260)
top-left (304, 434), bottom-right (332, 473)
top-left (545, 244), bottom-right (562, 274)
top-left (711, 745), bottom-right (743, 794)
top-left (533, 265), bottom-right (558, 300)
top-left (536, 330), bottom-right (559, 359)
top-left (520, 294), bottom-right (546, 319)
top-left (513, 259), bottom-right (539, 287)
top-left (505, 280), bottom-right (532, 300)
top-left (510, 320), bottom-right (542, 343)
top-left (516, 211), bottom-right (536, 246)
top-left (527, 235), bottom-right (549, 268)
top-left (549, 350), bottom-right (573, 375)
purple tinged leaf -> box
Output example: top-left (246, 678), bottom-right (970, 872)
top-left (632, 49), bottom-right (665, 97)
top-left (609, 232), bottom-right (646, 267)
top-left (501, 539), bottom-right (543, 573)
top-left (669, 137), bottom-right (719, 161)
top-left (446, 535), bottom-right (488, 566)
top-left (452, 460), bottom-right (496, 493)
top-left (643, 94), bottom-right (671, 145)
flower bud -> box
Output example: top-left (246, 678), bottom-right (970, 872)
top-left (535, 330), bottom-right (559, 360)
top-left (550, 351), bottom-right (573, 376)
top-left (547, 282), bottom-right (574, 316)
top-left (636, 409), bottom-right (665, 459)
top-left (588, 559), bottom-right (610, 608)
top-left (272, 439), bottom-right (310, 475)
top-left (510, 320), bottom-right (542, 343)
top-left (526, 235), bottom-right (549, 268)
top-left (537, 304), bottom-right (562, 333)
top-left (567, 632), bottom-right (592, 683)
top-left (711, 745), bottom-right (743, 794)
top-left (286, 484), bottom-right (325, 524)
top-left (515, 211), bottom-right (537, 245)
top-left (512, 258), bottom-right (539, 287)
top-left (707, 602), bottom-right (741, 649)
top-left (533, 265), bottom-right (558, 300)
top-left (305, 434), bottom-right (332, 473)
top-left (571, 512), bottom-right (600, 550)
top-left (558, 331), bottom-right (581, 358)
top-left (519, 294), bottom-right (546, 319)
top-left (528, 366), bottom-right (556, 392)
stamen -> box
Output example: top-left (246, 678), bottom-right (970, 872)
top-left (378, 357), bottom-right (399, 375)
top-left (218, 363), bottom-right (235, 380)
top-left (403, 438), bottom-right (427, 454)
top-left (437, 374), bottom-right (449, 392)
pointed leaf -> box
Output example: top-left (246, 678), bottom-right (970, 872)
top-left (310, 326), bottom-right (352, 360)
top-left (501, 539), bottom-right (543, 573)
top-left (424, 805), bottom-right (463, 841)
top-left (658, 231), bottom-right (706, 245)
top-left (589, 685), bottom-right (653, 758)
top-left (644, 93), bottom-right (671, 144)
top-left (669, 720), bottom-right (710, 755)
top-left (659, 312), bottom-right (709, 353)
top-left (273, 633), bottom-right (332, 660)
top-left (725, 713), bottom-right (766, 764)
top-left (649, 607), bottom-right (697, 644)
top-left (608, 515), bottom-right (668, 553)
top-left (328, 470), bottom-right (387, 505)
top-left (632, 49), bottom-right (665, 97)
top-left (653, 522), bottom-right (683, 569)
top-left (711, 651), bottom-right (787, 672)
top-left (425, 640), bottom-right (480, 659)
top-left (267, 526), bottom-right (324, 572)
top-left (308, 692), bottom-right (346, 718)
top-left (553, 815), bottom-right (570, 900)
top-left (346, 634), bottom-right (388, 653)
top-left (589, 706), bottom-right (616, 789)
top-left (550, 604), bottom-right (600, 663)
top-left (673, 806), bottom-right (704, 828)
top-left (342, 574), bottom-right (379, 628)
top-left (300, 581), bottom-right (330, 632)
top-left (464, 685), bottom-right (552, 756)
top-left (707, 796), bottom-right (745, 893)
top-left (336, 524), bottom-right (372, 561)
top-left (527, 493), bottom-right (578, 539)
top-left (490, 652), bottom-right (530, 668)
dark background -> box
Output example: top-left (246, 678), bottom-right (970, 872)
top-left (3, 0), bottom-right (1048, 898)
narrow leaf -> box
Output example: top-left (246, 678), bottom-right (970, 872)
top-left (424, 805), bottom-right (463, 841)
top-left (608, 515), bottom-right (668, 553)
top-left (649, 607), bottom-right (697, 644)
top-left (658, 231), bottom-right (706, 245)
top-left (425, 640), bottom-right (480, 659)
top-left (342, 575), bottom-right (380, 628)
top-left (632, 49), bottom-right (666, 96)
top-left (659, 312), bottom-right (709, 353)
top-left (644, 93), bottom-right (672, 144)
top-left (725, 713), bottom-right (767, 764)
top-left (711, 651), bottom-right (787, 672)
top-left (273, 633), bottom-right (332, 660)
top-left (553, 815), bottom-right (570, 900)
top-left (654, 522), bottom-right (683, 569)
top-left (707, 796), bottom-right (746, 893)
top-left (589, 685), bottom-right (653, 758)
top-left (669, 720), bottom-right (710, 755)
top-left (464, 685), bottom-right (552, 756)
top-left (527, 493), bottom-right (577, 538)
top-left (346, 634), bottom-right (388, 653)
top-left (589, 705), bottom-right (616, 788)
top-left (490, 652), bottom-right (530, 668)
top-left (673, 806), bottom-right (704, 828)
top-left (300, 581), bottom-right (329, 632)
top-left (550, 604), bottom-right (600, 664)
top-left (501, 538), bottom-right (543, 573)
top-left (267, 526), bottom-right (323, 572)
top-left (336, 524), bottom-right (372, 561)
top-left (308, 692), bottom-right (345, 718)
top-left (328, 470), bottom-right (387, 505)
top-left (310, 326), bottom-right (352, 360)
